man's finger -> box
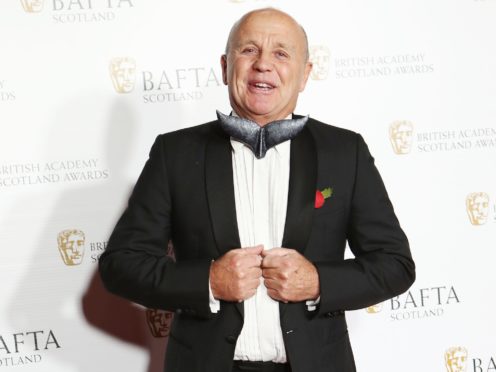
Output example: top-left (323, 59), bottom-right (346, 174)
top-left (266, 288), bottom-right (284, 302)
top-left (242, 244), bottom-right (264, 255)
top-left (246, 267), bottom-right (263, 279)
top-left (261, 254), bottom-right (285, 268)
top-left (261, 267), bottom-right (282, 279)
top-left (261, 247), bottom-right (293, 257)
top-left (239, 253), bottom-right (263, 268)
top-left (263, 278), bottom-right (282, 291)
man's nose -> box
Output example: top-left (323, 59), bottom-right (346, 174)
top-left (253, 51), bottom-right (273, 72)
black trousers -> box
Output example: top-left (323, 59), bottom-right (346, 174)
top-left (232, 360), bottom-right (291, 372)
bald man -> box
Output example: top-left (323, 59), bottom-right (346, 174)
top-left (99, 8), bottom-right (415, 372)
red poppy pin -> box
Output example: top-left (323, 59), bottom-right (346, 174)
top-left (315, 187), bottom-right (333, 208)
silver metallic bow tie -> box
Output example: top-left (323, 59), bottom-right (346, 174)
top-left (216, 110), bottom-right (309, 159)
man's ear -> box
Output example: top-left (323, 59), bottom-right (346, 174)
top-left (299, 61), bottom-right (313, 92)
top-left (221, 55), bottom-right (228, 85)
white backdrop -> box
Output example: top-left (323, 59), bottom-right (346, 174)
top-left (1, 0), bottom-right (495, 371)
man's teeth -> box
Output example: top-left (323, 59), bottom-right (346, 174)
top-left (254, 83), bottom-right (273, 89)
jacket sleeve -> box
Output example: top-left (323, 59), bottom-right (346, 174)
top-left (314, 134), bottom-right (415, 316)
top-left (98, 135), bottom-right (212, 318)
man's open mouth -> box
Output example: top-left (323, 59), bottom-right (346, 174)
top-left (250, 81), bottom-right (276, 91)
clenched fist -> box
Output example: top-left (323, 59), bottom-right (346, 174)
top-left (261, 248), bottom-right (320, 303)
top-left (210, 245), bottom-right (263, 302)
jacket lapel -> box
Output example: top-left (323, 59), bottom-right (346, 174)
top-left (205, 124), bottom-right (241, 256)
top-left (282, 124), bottom-right (317, 254)
top-left (205, 123), bottom-right (244, 316)
top-left (280, 124), bottom-right (317, 316)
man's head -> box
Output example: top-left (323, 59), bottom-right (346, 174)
top-left (57, 229), bottom-right (85, 266)
top-left (221, 8), bottom-right (313, 126)
top-left (445, 347), bottom-right (468, 372)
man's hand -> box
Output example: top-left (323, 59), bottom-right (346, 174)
top-left (261, 248), bottom-right (320, 303)
top-left (210, 245), bottom-right (263, 302)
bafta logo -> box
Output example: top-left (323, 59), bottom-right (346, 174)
top-left (389, 120), bottom-right (414, 155)
top-left (309, 45), bottom-right (330, 80)
top-left (57, 229), bottom-right (85, 266)
top-left (366, 303), bottom-right (383, 314)
top-left (146, 309), bottom-right (173, 338)
top-left (109, 57), bottom-right (136, 94)
top-left (466, 192), bottom-right (490, 226)
top-left (445, 346), bottom-right (468, 372)
top-left (20, 0), bottom-right (44, 13)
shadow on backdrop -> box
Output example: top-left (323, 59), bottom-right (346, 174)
top-left (7, 98), bottom-right (168, 372)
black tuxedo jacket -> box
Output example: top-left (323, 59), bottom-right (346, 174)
top-left (99, 117), bottom-right (415, 372)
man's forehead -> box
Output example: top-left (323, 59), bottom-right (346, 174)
top-left (233, 31), bottom-right (303, 56)
top-left (234, 33), bottom-right (297, 50)
top-left (242, 11), bottom-right (298, 28)
top-left (234, 11), bottom-right (304, 44)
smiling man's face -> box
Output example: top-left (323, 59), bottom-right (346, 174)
top-left (221, 9), bottom-right (312, 126)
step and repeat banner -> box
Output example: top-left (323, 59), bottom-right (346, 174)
top-left (0, 0), bottom-right (495, 371)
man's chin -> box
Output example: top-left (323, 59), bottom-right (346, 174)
top-left (248, 106), bottom-right (289, 119)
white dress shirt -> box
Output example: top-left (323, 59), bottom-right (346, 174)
top-left (230, 137), bottom-right (290, 362)
top-left (209, 115), bottom-right (318, 362)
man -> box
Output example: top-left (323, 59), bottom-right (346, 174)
top-left (99, 8), bottom-right (415, 372)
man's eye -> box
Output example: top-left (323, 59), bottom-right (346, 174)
top-left (242, 47), bottom-right (256, 54)
top-left (275, 51), bottom-right (288, 58)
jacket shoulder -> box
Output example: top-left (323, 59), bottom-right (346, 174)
top-left (307, 117), bottom-right (357, 136)
top-left (306, 117), bottom-right (361, 146)
top-left (157, 120), bottom-right (218, 144)
top-left (149, 121), bottom-right (224, 159)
